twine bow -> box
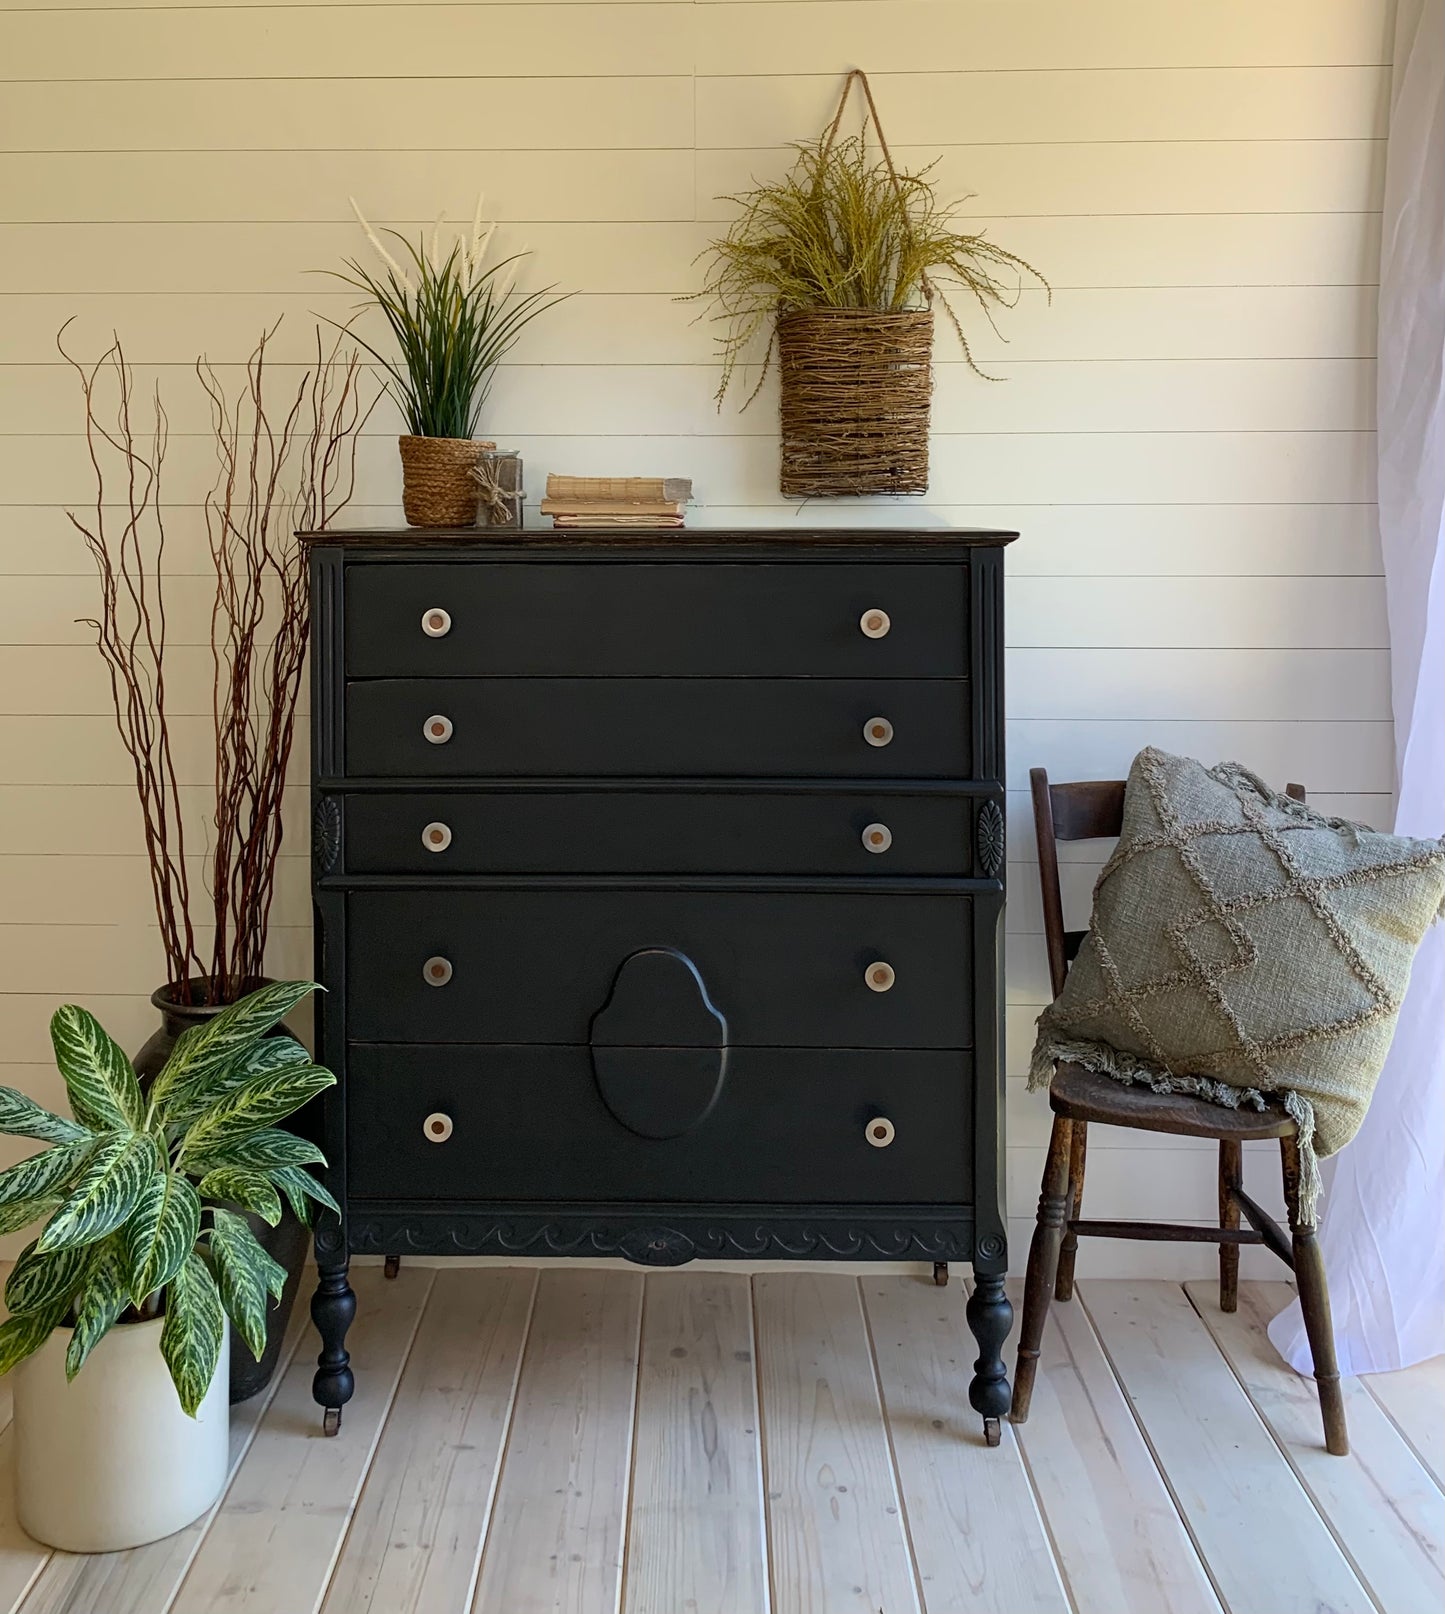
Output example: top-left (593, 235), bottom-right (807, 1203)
top-left (469, 455), bottom-right (523, 526)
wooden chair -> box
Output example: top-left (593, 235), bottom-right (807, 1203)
top-left (1010, 768), bottom-right (1348, 1456)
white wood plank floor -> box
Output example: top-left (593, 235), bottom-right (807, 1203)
top-left (0, 1270), bottom-right (1440, 1614)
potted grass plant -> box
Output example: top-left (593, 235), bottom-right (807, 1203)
top-left (693, 69), bottom-right (1049, 496)
top-left (0, 981), bottom-right (336, 1552)
top-left (331, 199), bottom-right (567, 527)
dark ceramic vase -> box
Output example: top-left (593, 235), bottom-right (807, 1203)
top-left (133, 978), bottom-right (315, 1405)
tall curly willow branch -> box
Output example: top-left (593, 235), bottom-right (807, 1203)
top-left (60, 319), bottom-right (376, 1003)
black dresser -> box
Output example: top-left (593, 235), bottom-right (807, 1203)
top-left (306, 528), bottom-right (1016, 1441)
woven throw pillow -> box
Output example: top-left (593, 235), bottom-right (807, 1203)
top-left (1030, 747), bottom-right (1445, 1223)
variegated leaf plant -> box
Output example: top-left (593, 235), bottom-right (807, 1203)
top-left (0, 981), bottom-right (337, 1414)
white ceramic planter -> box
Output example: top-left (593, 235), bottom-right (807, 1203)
top-left (12, 1317), bottom-right (229, 1552)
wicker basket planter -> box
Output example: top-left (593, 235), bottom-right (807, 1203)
top-left (777, 308), bottom-right (933, 496)
top-left (399, 436), bottom-right (494, 528)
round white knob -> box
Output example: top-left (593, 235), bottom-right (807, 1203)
top-left (865, 1117), bottom-right (896, 1149)
top-left (865, 961), bottom-right (896, 993)
top-left (861, 822), bottom-right (892, 854)
top-left (423, 714), bottom-right (453, 745)
top-left (422, 1112), bottom-right (453, 1143)
top-left (859, 608), bottom-right (891, 639)
top-left (862, 716), bottom-right (894, 748)
top-left (423, 956), bottom-right (453, 987)
top-left (421, 607), bottom-right (452, 638)
top-left (421, 821), bottom-right (452, 853)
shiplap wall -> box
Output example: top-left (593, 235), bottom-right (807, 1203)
top-left (0, 0), bottom-right (1393, 1273)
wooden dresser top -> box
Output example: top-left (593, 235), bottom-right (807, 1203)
top-left (301, 526), bottom-right (1018, 559)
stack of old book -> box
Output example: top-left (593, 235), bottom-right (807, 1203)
top-left (541, 475), bottom-right (691, 530)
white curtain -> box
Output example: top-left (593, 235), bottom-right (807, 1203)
top-left (1270, 0), bottom-right (1445, 1376)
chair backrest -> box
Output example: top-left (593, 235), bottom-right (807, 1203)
top-left (1030, 768), bottom-right (1305, 1001)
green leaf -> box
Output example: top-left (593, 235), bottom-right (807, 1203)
top-left (0, 1298), bottom-right (68, 1376)
top-left (161, 1253), bottom-right (225, 1417)
top-left (122, 1169), bottom-right (202, 1306)
top-left (209, 1208), bottom-right (285, 1363)
top-left (166, 1036), bottom-right (310, 1131)
top-left (4, 1238), bottom-right (93, 1316)
top-left (0, 1196), bottom-right (61, 1238)
top-left (197, 1167), bottom-right (283, 1227)
top-left (49, 1005), bottom-right (144, 1133)
top-left (36, 1132), bottom-right (157, 1254)
top-left (187, 1127), bottom-right (326, 1174)
top-left (223, 1035), bottom-right (311, 1083)
top-left (178, 1064), bottom-right (335, 1164)
top-left (148, 982), bottom-right (318, 1116)
top-left (0, 1085), bottom-right (91, 1146)
top-left (270, 1165), bottom-right (339, 1226)
top-left (65, 1237), bottom-right (129, 1381)
top-left (0, 1138), bottom-right (94, 1208)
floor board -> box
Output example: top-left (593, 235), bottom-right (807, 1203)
top-left (165, 1264), bottom-right (434, 1614)
top-left (468, 1269), bottom-right (644, 1614)
top-left (1081, 1279), bottom-right (1376, 1614)
top-left (863, 1276), bottom-right (1069, 1614)
top-left (621, 1272), bottom-right (767, 1614)
top-left (0, 1271), bottom-right (1440, 1614)
top-left (1186, 1279), bottom-right (1445, 1614)
top-left (751, 1272), bottom-right (920, 1614)
top-left (1363, 1351), bottom-right (1445, 1493)
top-left (1003, 1280), bottom-right (1224, 1614)
top-left (320, 1268), bottom-right (537, 1614)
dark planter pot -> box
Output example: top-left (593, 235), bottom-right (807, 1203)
top-left (133, 978), bottom-right (315, 1405)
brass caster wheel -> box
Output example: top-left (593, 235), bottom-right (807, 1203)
top-left (383, 1254), bottom-right (400, 1280)
top-left (932, 1261), bottom-right (949, 1287)
top-left (983, 1416), bottom-right (1001, 1448)
top-left (323, 1406), bottom-right (342, 1437)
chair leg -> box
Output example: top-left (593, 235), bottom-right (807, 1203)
top-left (1055, 1120), bottom-right (1087, 1301)
top-left (1011, 1114), bottom-right (1072, 1424)
top-left (1282, 1137), bottom-right (1348, 1457)
top-left (1218, 1139), bottom-right (1242, 1313)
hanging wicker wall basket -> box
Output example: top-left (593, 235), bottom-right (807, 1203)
top-left (778, 307), bottom-right (933, 496)
top-left (399, 435), bottom-right (494, 528)
top-left (776, 68), bottom-right (935, 498)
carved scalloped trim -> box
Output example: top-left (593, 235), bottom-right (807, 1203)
top-left (349, 1215), bottom-right (973, 1264)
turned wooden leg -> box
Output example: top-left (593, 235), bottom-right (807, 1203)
top-left (1283, 1137), bottom-right (1348, 1456)
top-left (1011, 1114), bottom-right (1072, 1423)
top-left (1219, 1138), bottom-right (1242, 1313)
top-left (1055, 1120), bottom-right (1087, 1302)
top-left (966, 1272), bottom-right (1013, 1447)
top-left (311, 1248), bottom-right (357, 1435)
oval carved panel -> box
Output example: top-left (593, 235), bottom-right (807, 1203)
top-left (589, 948), bottom-right (728, 1140)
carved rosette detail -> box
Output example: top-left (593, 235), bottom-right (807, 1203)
top-left (313, 1211), bottom-right (347, 1260)
top-left (618, 1228), bottom-right (696, 1267)
top-left (976, 799), bottom-right (1005, 878)
top-left (312, 795), bottom-right (342, 874)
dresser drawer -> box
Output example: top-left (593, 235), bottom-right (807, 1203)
top-left (346, 1044), bottom-right (972, 1205)
top-left (345, 562), bottom-right (967, 678)
top-left (345, 678), bottom-right (970, 778)
top-left (346, 889), bottom-right (974, 1049)
top-left (344, 790), bottom-right (974, 876)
